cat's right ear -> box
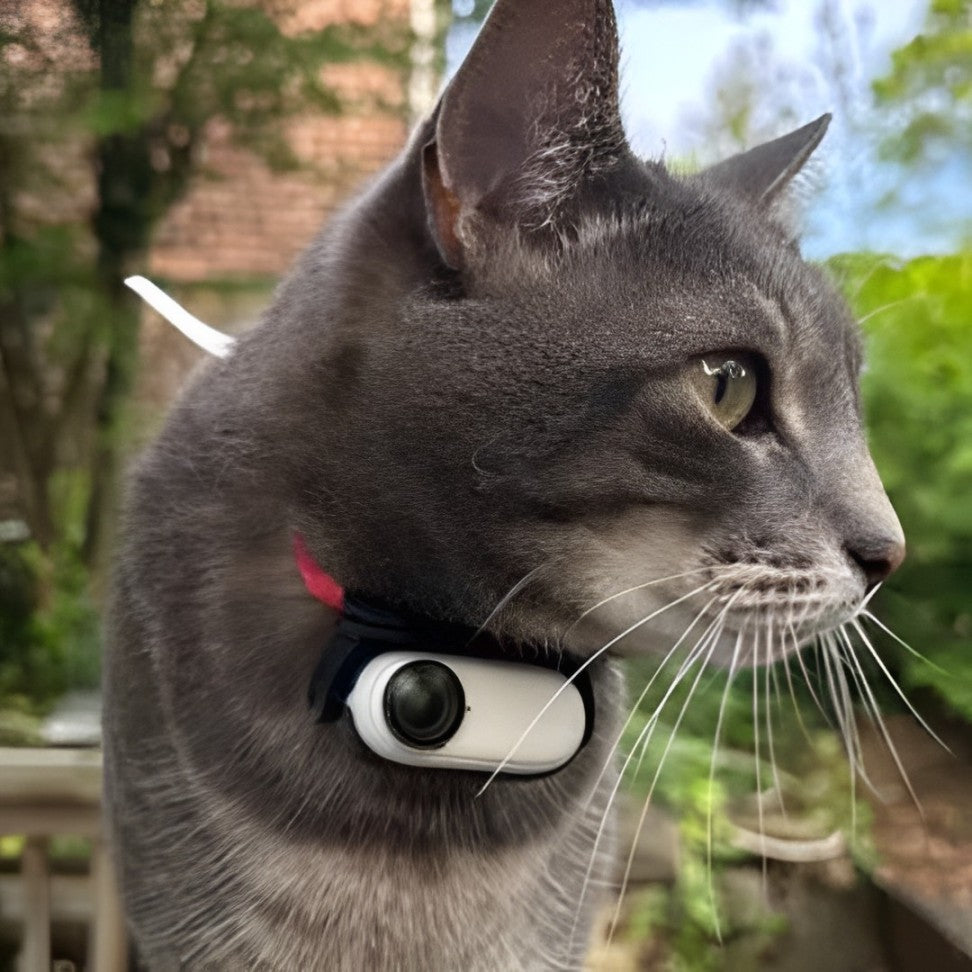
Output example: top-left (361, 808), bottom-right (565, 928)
top-left (422, 0), bottom-right (627, 269)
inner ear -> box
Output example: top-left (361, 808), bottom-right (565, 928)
top-left (431, 0), bottom-right (627, 253)
top-left (422, 140), bottom-right (464, 270)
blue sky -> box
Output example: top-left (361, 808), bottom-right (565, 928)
top-left (447, 0), bottom-right (971, 258)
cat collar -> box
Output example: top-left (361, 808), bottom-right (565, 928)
top-left (296, 536), bottom-right (594, 776)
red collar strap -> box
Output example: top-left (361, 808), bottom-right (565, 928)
top-left (293, 533), bottom-right (345, 613)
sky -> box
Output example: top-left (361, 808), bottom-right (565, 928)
top-left (446, 0), bottom-right (971, 259)
top-left (612, 0), bottom-right (927, 156)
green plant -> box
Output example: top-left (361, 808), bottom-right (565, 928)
top-left (833, 251), bottom-right (972, 720)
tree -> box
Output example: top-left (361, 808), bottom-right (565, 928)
top-left (0, 0), bottom-right (407, 708)
top-left (873, 0), bottom-right (972, 167)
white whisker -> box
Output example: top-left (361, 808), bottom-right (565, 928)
top-left (836, 624), bottom-right (926, 817)
top-left (566, 596), bottom-right (724, 953)
top-left (567, 564), bottom-right (734, 633)
top-left (859, 610), bottom-right (950, 676)
top-left (857, 580), bottom-right (884, 612)
top-left (607, 619), bottom-right (723, 943)
top-left (831, 627), bottom-right (881, 812)
top-left (779, 604), bottom-right (813, 744)
top-left (586, 595), bottom-right (721, 805)
top-left (826, 632), bottom-right (871, 795)
top-left (849, 618), bottom-right (950, 752)
top-left (792, 622), bottom-right (830, 725)
top-left (752, 621), bottom-right (769, 881)
top-left (476, 579), bottom-right (717, 796)
top-left (706, 626), bottom-right (744, 943)
top-left (764, 619), bottom-right (786, 818)
top-left (469, 563), bottom-right (548, 642)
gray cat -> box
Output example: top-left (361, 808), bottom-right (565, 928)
top-left (103, 0), bottom-right (905, 968)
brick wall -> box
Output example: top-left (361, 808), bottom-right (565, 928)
top-left (150, 0), bottom-right (413, 282)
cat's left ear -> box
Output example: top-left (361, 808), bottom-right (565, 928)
top-left (700, 114), bottom-right (831, 208)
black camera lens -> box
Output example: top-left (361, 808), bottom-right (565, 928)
top-left (384, 661), bottom-right (465, 748)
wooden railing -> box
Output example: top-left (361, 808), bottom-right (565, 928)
top-left (0, 747), bottom-right (126, 971)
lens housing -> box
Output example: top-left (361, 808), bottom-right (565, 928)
top-left (383, 660), bottom-right (465, 748)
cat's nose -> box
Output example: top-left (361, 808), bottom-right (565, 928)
top-left (845, 533), bottom-right (906, 589)
top-left (826, 442), bottom-right (905, 591)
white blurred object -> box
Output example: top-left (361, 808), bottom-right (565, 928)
top-left (346, 651), bottom-right (587, 775)
top-left (125, 275), bottom-right (237, 359)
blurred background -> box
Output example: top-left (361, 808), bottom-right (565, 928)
top-left (0, 0), bottom-right (969, 968)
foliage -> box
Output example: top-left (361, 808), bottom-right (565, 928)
top-left (872, 0), bottom-right (972, 168)
top-left (0, 471), bottom-right (100, 720)
top-left (617, 658), bottom-right (866, 968)
top-left (834, 251), bottom-right (972, 719)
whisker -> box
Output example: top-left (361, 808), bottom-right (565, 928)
top-left (769, 646), bottom-right (783, 716)
top-left (856, 296), bottom-right (919, 326)
top-left (825, 632), bottom-right (870, 792)
top-left (849, 618), bottom-right (950, 752)
top-left (859, 610), bottom-right (950, 677)
top-left (476, 579), bottom-right (717, 795)
top-left (831, 626), bottom-right (881, 814)
top-left (630, 607), bottom-right (729, 779)
top-left (567, 597), bottom-right (724, 953)
top-left (792, 622), bottom-right (831, 725)
top-left (837, 623), bottom-right (926, 818)
top-left (628, 585), bottom-right (751, 781)
top-left (820, 634), bottom-right (862, 782)
top-left (585, 595), bottom-right (721, 805)
top-left (834, 627), bottom-right (879, 734)
top-left (469, 563), bottom-right (548, 643)
top-left (857, 580), bottom-right (884, 612)
top-left (824, 632), bottom-right (867, 836)
top-left (751, 621), bottom-right (769, 882)
top-left (706, 626), bottom-right (744, 944)
top-left (778, 594), bottom-right (814, 744)
top-left (764, 618), bottom-right (786, 818)
top-left (579, 592), bottom-right (744, 949)
top-left (780, 638), bottom-right (813, 744)
top-left (566, 564), bottom-right (736, 634)
top-left (607, 618), bottom-right (723, 943)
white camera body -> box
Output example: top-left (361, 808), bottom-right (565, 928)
top-left (346, 650), bottom-right (587, 775)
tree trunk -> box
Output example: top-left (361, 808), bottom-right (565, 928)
top-left (79, 0), bottom-right (152, 573)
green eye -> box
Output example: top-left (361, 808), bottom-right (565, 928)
top-left (690, 353), bottom-right (758, 431)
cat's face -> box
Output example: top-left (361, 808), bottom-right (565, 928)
top-left (276, 0), bottom-right (903, 667)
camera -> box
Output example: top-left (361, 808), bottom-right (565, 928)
top-left (345, 650), bottom-right (587, 774)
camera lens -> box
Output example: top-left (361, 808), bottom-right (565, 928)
top-left (384, 661), bottom-right (465, 748)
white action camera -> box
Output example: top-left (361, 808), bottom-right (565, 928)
top-left (345, 650), bottom-right (587, 775)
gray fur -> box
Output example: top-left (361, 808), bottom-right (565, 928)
top-left (103, 0), bottom-right (904, 967)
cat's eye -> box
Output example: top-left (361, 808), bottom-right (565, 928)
top-left (690, 353), bottom-right (758, 431)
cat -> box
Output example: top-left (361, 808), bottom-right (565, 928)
top-left (103, 0), bottom-right (905, 968)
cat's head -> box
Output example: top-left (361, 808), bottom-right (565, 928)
top-left (265, 0), bottom-right (903, 666)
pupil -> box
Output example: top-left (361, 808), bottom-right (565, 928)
top-left (384, 661), bottom-right (465, 748)
top-left (714, 373), bottom-right (728, 405)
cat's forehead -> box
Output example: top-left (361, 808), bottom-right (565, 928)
top-left (469, 192), bottom-right (858, 373)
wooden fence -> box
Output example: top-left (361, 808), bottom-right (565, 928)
top-left (0, 747), bottom-right (126, 971)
